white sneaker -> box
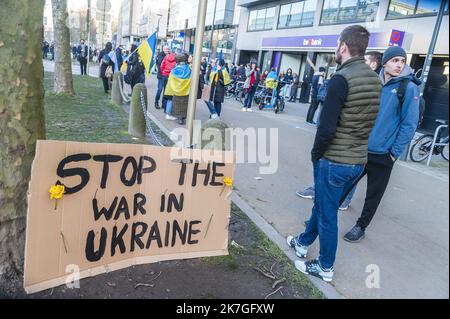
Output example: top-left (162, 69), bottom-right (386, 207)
top-left (166, 114), bottom-right (177, 120)
top-left (246, 108), bottom-right (253, 112)
top-left (241, 107), bottom-right (247, 112)
top-left (286, 235), bottom-right (308, 258)
top-left (211, 113), bottom-right (219, 119)
top-left (295, 259), bottom-right (334, 283)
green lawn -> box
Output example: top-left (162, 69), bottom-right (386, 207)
top-left (44, 72), bottom-right (145, 144)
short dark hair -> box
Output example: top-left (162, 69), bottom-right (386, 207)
top-left (339, 25), bottom-right (370, 57)
top-left (319, 67), bottom-right (326, 72)
top-left (365, 51), bottom-right (382, 68)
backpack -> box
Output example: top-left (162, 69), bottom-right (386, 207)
top-left (102, 53), bottom-right (112, 65)
top-left (317, 79), bottom-right (329, 102)
top-left (397, 78), bottom-right (425, 130)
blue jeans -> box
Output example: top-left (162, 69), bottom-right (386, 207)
top-left (244, 85), bottom-right (256, 108)
top-left (165, 99), bottom-right (173, 115)
top-left (206, 101), bottom-right (222, 116)
top-left (155, 77), bottom-right (165, 104)
top-left (298, 158), bottom-right (364, 269)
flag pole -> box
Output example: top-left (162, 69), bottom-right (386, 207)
top-left (186, 0), bottom-right (208, 147)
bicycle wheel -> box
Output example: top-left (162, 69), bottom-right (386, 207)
top-left (441, 144), bottom-right (449, 161)
top-left (410, 135), bottom-right (434, 162)
top-left (279, 99), bottom-right (285, 112)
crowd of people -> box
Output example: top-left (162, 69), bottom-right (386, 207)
top-left (42, 28), bottom-right (424, 285)
top-left (286, 26), bottom-right (421, 283)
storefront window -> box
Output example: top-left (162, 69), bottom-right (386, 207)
top-left (248, 6), bottom-right (276, 31)
top-left (321, 0), bottom-right (379, 24)
top-left (387, 0), bottom-right (446, 18)
top-left (278, 1), bottom-right (315, 28)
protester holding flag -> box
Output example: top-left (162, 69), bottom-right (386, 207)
top-left (207, 59), bottom-right (230, 118)
top-left (164, 52), bottom-right (191, 124)
top-left (127, 44), bottom-right (145, 90)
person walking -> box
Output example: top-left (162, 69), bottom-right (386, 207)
top-left (154, 46), bottom-right (170, 109)
top-left (306, 67), bottom-right (326, 124)
top-left (77, 39), bottom-right (88, 75)
top-left (115, 45), bottom-right (124, 71)
top-left (343, 46), bottom-right (420, 243)
top-left (287, 25), bottom-right (381, 282)
top-left (242, 62), bottom-right (260, 112)
top-left (98, 42), bottom-right (117, 94)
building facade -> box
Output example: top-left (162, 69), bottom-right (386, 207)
top-left (168, 0), bottom-right (241, 63)
top-left (236, 0), bottom-right (449, 132)
top-left (116, 0), bottom-right (170, 49)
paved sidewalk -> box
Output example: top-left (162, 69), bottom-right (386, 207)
top-left (143, 75), bottom-right (449, 299)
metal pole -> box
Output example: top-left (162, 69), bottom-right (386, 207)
top-left (186, 0), bottom-right (208, 147)
top-left (420, 0), bottom-right (446, 95)
top-left (209, 0), bottom-right (217, 59)
top-left (87, 0), bottom-right (91, 74)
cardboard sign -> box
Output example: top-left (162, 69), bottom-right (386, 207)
top-left (24, 140), bottom-right (235, 294)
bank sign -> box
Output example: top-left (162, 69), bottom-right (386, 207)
top-left (388, 30), bottom-right (405, 47)
top-left (262, 32), bottom-right (392, 50)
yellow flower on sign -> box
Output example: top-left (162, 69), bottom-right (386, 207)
top-left (49, 184), bottom-right (65, 210)
top-left (223, 177), bottom-right (233, 187)
top-left (49, 185), bottom-right (65, 200)
top-left (220, 177), bottom-right (233, 196)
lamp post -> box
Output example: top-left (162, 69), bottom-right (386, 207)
top-left (209, 0), bottom-right (218, 59)
top-left (156, 13), bottom-right (163, 49)
top-left (186, 0), bottom-right (208, 146)
top-left (86, 0), bottom-right (91, 74)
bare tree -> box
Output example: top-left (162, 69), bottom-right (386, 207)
top-left (0, 0), bottom-right (46, 291)
top-left (52, 0), bottom-right (75, 95)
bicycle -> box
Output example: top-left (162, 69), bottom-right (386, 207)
top-left (410, 119), bottom-right (449, 162)
top-left (257, 81), bottom-right (287, 114)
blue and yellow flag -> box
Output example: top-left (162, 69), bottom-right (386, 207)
top-left (209, 67), bottom-right (231, 86)
top-left (165, 64), bottom-right (192, 97)
top-left (137, 32), bottom-right (157, 76)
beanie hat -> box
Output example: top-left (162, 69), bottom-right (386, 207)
top-left (382, 46), bottom-right (407, 66)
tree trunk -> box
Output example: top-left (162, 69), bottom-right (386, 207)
top-left (51, 0), bottom-right (75, 95)
top-left (0, 0), bottom-right (46, 292)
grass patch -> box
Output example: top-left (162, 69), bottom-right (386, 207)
top-left (233, 204), bottom-right (326, 299)
top-left (44, 72), bottom-right (145, 144)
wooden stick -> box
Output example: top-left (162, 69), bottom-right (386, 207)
top-left (265, 286), bottom-right (283, 299)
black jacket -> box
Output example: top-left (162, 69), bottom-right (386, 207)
top-left (99, 49), bottom-right (113, 78)
top-left (210, 69), bottom-right (226, 103)
top-left (155, 52), bottom-right (166, 79)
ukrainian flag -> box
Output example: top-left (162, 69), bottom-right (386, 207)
top-left (165, 64), bottom-right (192, 97)
top-left (137, 32), bottom-right (157, 76)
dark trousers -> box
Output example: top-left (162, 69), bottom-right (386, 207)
top-left (79, 58), bottom-right (87, 75)
top-left (340, 153), bottom-right (395, 230)
top-left (155, 77), bottom-right (166, 104)
top-left (102, 77), bottom-right (109, 93)
top-left (357, 153), bottom-right (395, 230)
top-left (244, 85), bottom-right (256, 108)
top-left (306, 97), bottom-right (319, 123)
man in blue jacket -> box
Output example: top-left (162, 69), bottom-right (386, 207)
top-left (344, 46), bottom-right (420, 242)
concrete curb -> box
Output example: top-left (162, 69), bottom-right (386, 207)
top-left (231, 193), bottom-right (345, 300)
top-left (144, 107), bottom-right (346, 299)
